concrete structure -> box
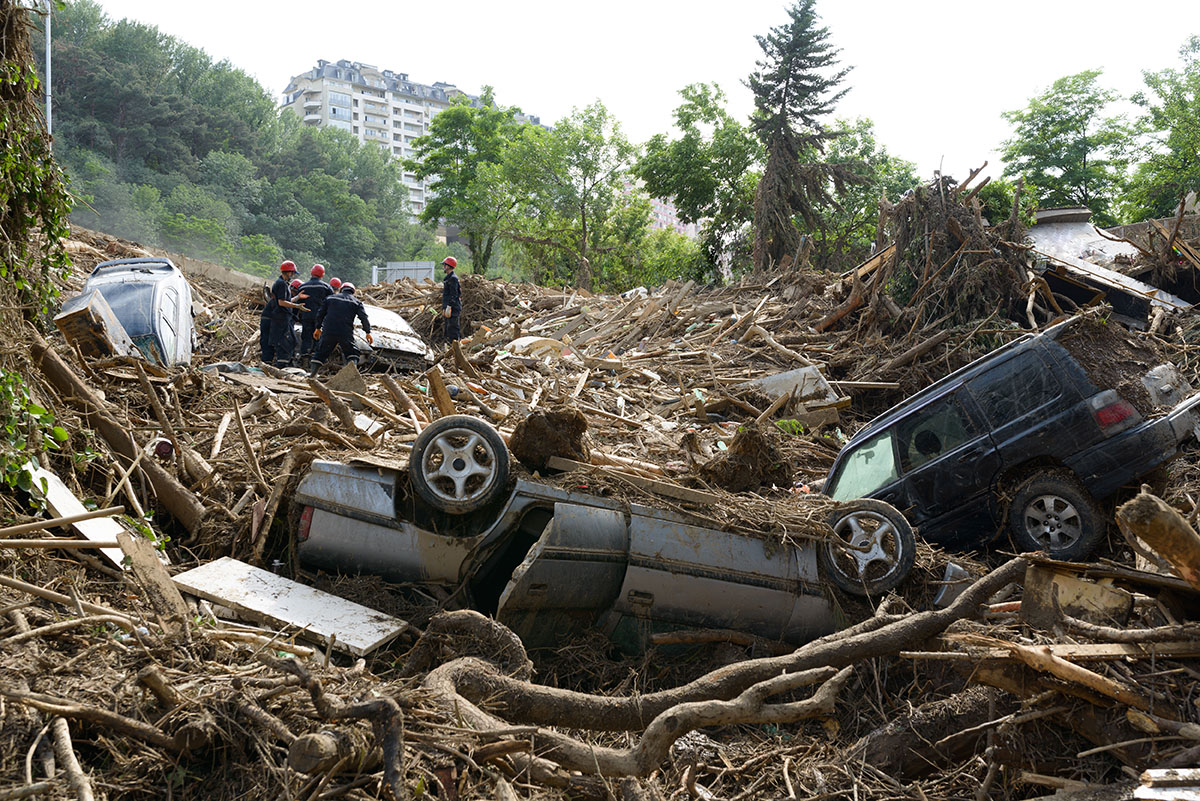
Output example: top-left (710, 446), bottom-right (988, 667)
top-left (281, 59), bottom-right (540, 217)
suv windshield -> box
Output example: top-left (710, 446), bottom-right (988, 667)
top-left (828, 431), bottom-right (897, 501)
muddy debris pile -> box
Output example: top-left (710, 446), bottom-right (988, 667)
top-left (1, 220), bottom-right (1199, 800)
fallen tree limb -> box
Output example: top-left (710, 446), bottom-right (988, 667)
top-left (0, 686), bottom-right (178, 751)
top-left (1116, 490), bottom-right (1200, 591)
top-left (51, 718), bottom-right (94, 801)
top-left (437, 558), bottom-right (1026, 732)
top-left (31, 331), bottom-right (207, 535)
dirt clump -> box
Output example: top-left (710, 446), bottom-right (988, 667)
top-left (697, 425), bottom-right (791, 492)
top-left (508, 407), bottom-right (590, 471)
top-left (1058, 314), bottom-right (1164, 415)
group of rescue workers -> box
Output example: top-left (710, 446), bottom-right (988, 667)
top-left (259, 255), bottom-right (462, 375)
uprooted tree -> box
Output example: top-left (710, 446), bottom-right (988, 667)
top-left (748, 0), bottom-right (861, 271)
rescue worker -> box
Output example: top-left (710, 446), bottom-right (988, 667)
top-left (310, 282), bottom-right (373, 376)
top-left (297, 264), bottom-right (333, 361)
top-left (260, 260), bottom-right (306, 367)
top-left (440, 256), bottom-right (461, 341)
top-left (329, 277), bottom-right (342, 291)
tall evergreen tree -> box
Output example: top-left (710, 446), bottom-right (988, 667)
top-left (747, 0), bottom-right (857, 270)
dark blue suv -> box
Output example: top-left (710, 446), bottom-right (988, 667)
top-left (823, 317), bottom-right (1200, 560)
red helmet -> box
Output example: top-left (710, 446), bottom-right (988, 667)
top-left (441, 257), bottom-right (457, 269)
top-left (290, 278), bottom-right (302, 289)
top-left (341, 282), bottom-right (356, 294)
top-left (280, 260), bottom-right (297, 273)
top-left (311, 264), bottom-right (325, 277)
top-left (329, 277), bottom-right (342, 289)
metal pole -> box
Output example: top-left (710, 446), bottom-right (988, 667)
top-left (44, 0), bottom-right (52, 142)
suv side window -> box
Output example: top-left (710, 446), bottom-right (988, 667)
top-left (968, 351), bottom-right (1062, 427)
top-left (897, 393), bottom-right (979, 472)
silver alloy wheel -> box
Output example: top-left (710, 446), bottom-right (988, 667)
top-left (419, 428), bottom-right (500, 505)
top-left (1021, 494), bottom-right (1083, 550)
top-left (830, 508), bottom-right (898, 579)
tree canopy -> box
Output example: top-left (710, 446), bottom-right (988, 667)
top-left (635, 84), bottom-right (762, 275)
top-left (1125, 37), bottom-right (1200, 220)
top-left (747, 0), bottom-right (859, 270)
top-left (36, 1), bottom-right (460, 284)
top-left (1000, 70), bottom-right (1133, 226)
top-left (407, 87), bottom-right (522, 275)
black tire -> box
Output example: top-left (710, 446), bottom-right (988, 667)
top-left (1008, 472), bottom-right (1102, 561)
top-left (410, 415), bottom-right (510, 515)
top-left (819, 499), bottom-right (916, 596)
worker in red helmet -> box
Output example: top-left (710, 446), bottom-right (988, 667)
top-left (440, 256), bottom-right (461, 341)
top-left (296, 264), bottom-right (333, 360)
top-left (310, 282), bottom-right (373, 376)
top-left (261, 260), bottom-right (306, 367)
top-left (329, 277), bottom-right (342, 290)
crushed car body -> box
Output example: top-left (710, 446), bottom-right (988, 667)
top-left (55, 257), bottom-right (197, 367)
top-left (294, 416), bottom-right (916, 650)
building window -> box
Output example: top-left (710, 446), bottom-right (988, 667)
top-left (329, 119), bottom-right (352, 132)
top-left (329, 106), bottom-right (351, 120)
top-left (329, 91), bottom-right (351, 107)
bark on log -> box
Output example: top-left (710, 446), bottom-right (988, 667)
top-left (1116, 490), bottom-right (1200, 591)
top-left (439, 558), bottom-right (1026, 732)
top-left (881, 330), bottom-right (953, 373)
top-left (51, 718), bottom-right (95, 801)
top-left (288, 727), bottom-right (379, 774)
top-left (31, 332), bottom-right (206, 535)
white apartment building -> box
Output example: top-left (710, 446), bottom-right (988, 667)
top-left (281, 59), bottom-right (541, 217)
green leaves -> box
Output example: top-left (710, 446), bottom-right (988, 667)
top-left (1001, 70), bottom-right (1133, 226)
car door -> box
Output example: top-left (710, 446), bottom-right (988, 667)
top-left (891, 390), bottom-right (1001, 548)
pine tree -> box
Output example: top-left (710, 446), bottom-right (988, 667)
top-left (748, 0), bottom-right (858, 270)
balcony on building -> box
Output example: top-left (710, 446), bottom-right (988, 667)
top-left (303, 95), bottom-right (321, 111)
top-left (303, 112), bottom-right (321, 123)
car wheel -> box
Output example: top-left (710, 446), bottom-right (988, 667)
top-left (1008, 472), bottom-right (1102, 560)
top-left (410, 415), bottom-right (510, 514)
top-left (819, 499), bottom-right (916, 596)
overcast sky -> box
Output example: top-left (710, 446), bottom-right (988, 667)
top-left (88, 0), bottom-right (1195, 183)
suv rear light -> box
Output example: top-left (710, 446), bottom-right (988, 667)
top-left (1089, 390), bottom-right (1141, 436)
top-left (297, 505), bottom-right (314, 542)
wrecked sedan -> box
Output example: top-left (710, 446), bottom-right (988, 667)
top-left (295, 415), bottom-right (915, 650)
top-left (294, 302), bottom-right (432, 371)
top-left (55, 257), bottom-right (196, 367)
top-left (824, 315), bottom-right (1200, 561)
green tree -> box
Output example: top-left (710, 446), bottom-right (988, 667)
top-left (407, 87), bottom-right (520, 274)
top-left (635, 83), bottom-right (762, 273)
top-left (1000, 70), bottom-right (1133, 226)
top-left (501, 102), bottom-right (645, 288)
top-left (811, 118), bottom-right (918, 270)
top-left (748, 0), bottom-right (857, 270)
top-left (1125, 37), bottom-right (1200, 220)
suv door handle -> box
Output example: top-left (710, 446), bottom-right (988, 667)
top-left (877, 489), bottom-right (903, 505)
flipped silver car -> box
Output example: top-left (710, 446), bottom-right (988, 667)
top-left (294, 416), bottom-right (916, 650)
top-left (56, 257), bottom-right (197, 367)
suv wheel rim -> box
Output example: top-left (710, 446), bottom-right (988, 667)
top-left (830, 509), bottom-right (899, 582)
top-left (420, 428), bottom-right (498, 504)
top-left (1023, 494), bottom-right (1083, 550)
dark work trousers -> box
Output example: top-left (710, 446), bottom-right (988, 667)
top-left (300, 314), bottom-right (319, 357)
top-left (268, 311), bottom-right (295, 368)
top-left (259, 314), bottom-right (274, 363)
top-left (309, 333), bottom-right (359, 373)
top-left (444, 312), bottom-right (461, 341)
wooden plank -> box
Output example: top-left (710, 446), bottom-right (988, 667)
top-left (118, 529), bottom-right (189, 636)
top-left (426, 367), bottom-right (456, 418)
top-left (0, 539), bottom-right (121, 549)
top-left (546, 456), bottom-right (719, 505)
top-left (173, 557), bottom-right (410, 656)
top-left (0, 506), bottom-right (124, 539)
top-left (902, 640), bottom-right (1200, 662)
top-left (29, 463), bottom-right (131, 568)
